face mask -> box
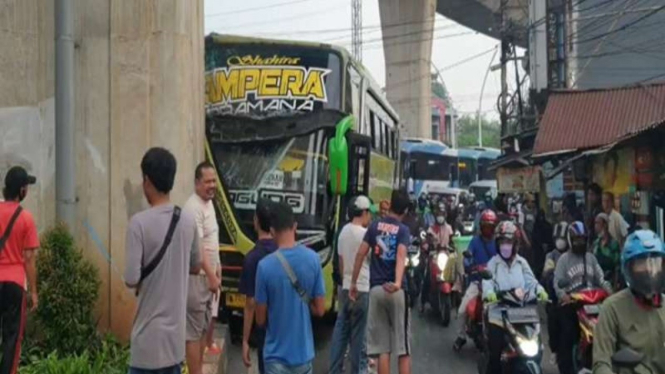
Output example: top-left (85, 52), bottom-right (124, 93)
top-left (436, 216), bottom-right (445, 224)
top-left (555, 238), bottom-right (567, 251)
top-left (499, 243), bottom-right (514, 259)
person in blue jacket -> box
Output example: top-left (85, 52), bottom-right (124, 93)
top-left (453, 209), bottom-right (499, 351)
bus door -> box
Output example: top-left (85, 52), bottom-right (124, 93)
top-left (347, 133), bottom-right (371, 196)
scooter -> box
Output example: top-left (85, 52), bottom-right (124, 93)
top-left (435, 244), bottom-right (460, 326)
top-left (460, 256), bottom-right (492, 351)
top-left (557, 279), bottom-right (610, 373)
top-left (480, 287), bottom-right (545, 374)
top-left (405, 231), bottom-right (425, 308)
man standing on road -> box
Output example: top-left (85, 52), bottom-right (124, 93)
top-left (0, 166), bottom-right (39, 374)
top-left (124, 148), bottom-right (207, 374)
top-left (183, 162), bottom-right (223, 374)
top-left (602, 192), bottom-right (629, 249)
top-left (239, 198), bottom-right (278, 374)
top-left (350, 190), bottom-right (412, 374)
top-left (329, 196), bottom-right (373, 374)
top-left (255, 202), bottom-right (326, 374)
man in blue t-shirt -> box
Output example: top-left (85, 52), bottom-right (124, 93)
top-left (255, 202), bottom-right (326, 374)
top-left (453, 209), bottom-right (498, 351)
top-left (238, 199), bottom-right (278, 374)
top-left (350, 190), bottom-right (412, 374)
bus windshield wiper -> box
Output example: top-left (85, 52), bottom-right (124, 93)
top-left (206, 109), bottom-right (345, 144)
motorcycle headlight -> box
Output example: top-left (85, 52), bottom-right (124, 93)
top-left (436, 252), bottom-right (449, 271)
top-left (516, 336), bottom-right (539, 357)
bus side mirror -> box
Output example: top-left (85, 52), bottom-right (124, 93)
top-left (328, 115), bottom-right (355, 195)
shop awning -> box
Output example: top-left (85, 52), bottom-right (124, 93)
top-left (488, 150), bottom-right (532, 171)
top-left (542, 144), bottom-right (615, 180)
top-left (533, 83), bottom-right (665, 157)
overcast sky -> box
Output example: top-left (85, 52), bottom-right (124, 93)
top-left (204, 0), bottom-right (522, 120)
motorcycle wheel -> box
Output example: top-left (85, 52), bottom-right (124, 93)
top-left (439, 292), bottom-right (451, 327)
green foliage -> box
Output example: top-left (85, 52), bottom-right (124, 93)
top-left (19, 335), bottom-right (129, 374)
top-left (19, 225), bottom-right (129, 373)
top-left (456, 114), bottom-right (501, 148)
top-left (33, 224), bottom-right (101, 355)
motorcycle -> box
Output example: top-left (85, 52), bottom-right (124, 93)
top-left (434, 244), bottom-right (460, 326)
top-left (405, 231), bottom-right (425, 308)
top-left (557, 279), bottom-right (610, 373)
top-left (461, 253), bottom-right (492, 351)
top-left (480, 287), bottom-right (545, 374)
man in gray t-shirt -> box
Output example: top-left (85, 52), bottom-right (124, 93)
top-left (124, 148), bottom-right (203, 373)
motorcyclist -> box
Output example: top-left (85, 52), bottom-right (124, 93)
top-left (420, 205), bottom-right (455, 312)
top-left (592, 230), bottom-right (665, 374)
top-left (541, 221), bottom-right (569, 363)
top-left (453, 209), bottom-right (499, 351)
top-left (483, 221), bottom-right (548, 374)
top-left (553, 221), bottom-right (613, 374)
top-left (418, 192), bottom-right (435, 228)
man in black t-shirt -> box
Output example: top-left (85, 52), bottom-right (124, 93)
top-left (238, 199), bottom-right (277, 374)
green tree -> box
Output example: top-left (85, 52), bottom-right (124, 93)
top-left (456, 114), bottom-right (501, 148)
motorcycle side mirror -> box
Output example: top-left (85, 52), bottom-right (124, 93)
top-left (479, 269), bottom-right (493, 280)
top-left (611, 348), bottom-right (644, 370)
top-left (557, 279), bottom-right (571, 289)
top-left (463, 251), bottom-right (473, 259)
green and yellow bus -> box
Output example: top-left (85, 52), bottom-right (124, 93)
top-left (204, 34), bottom-right (401, 334)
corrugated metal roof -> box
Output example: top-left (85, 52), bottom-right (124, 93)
top-left (533, 82), bottom-right (665, 156)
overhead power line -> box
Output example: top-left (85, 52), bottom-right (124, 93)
top-left (576, 3), bottom-right (665, 43)
top-left (206, 0), bottom-right (313, 17)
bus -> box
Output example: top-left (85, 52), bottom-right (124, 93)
top-left (475, 147), bottom-right (500, 181)
top-left (400, 138), bottom-right (459, 197)
top-left (457, 148), bottom-right (482, 188)
top-left (204, 34), bottom-right (400, 328)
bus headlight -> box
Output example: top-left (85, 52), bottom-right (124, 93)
top-left (436, 252), bottom-right (449, 271)
top-left (516, 336), bottom-right (539, 357)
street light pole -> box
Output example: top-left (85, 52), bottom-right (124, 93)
top-left (477, 47), bottom-right (499, 148)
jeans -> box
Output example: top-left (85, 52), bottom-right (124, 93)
top-left (0, 282), bottom-right (26, 374)
top-left (329, 289), bottom-right (369, 374)
top-left (264, 362), bottom-right (312, 374)
top-left (128, 364), bottom-right (181, 374)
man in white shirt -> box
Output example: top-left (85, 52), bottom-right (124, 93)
top-left (602, 192), bottom-right (629, 248)
top-left (329, 195), bottom-right (373, 374)
top-left (183, 162), bottom-right (222, 374)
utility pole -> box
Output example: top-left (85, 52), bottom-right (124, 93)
top-left (500, 0), bottom-right (508, 140)
top-left (352, 0), bottom-right (362, 62)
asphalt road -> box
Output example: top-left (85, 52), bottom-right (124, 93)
top-left (227, 306), bottom-right (558, 374)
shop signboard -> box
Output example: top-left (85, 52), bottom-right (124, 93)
top-left (497, 166), bottom-right (541, 193)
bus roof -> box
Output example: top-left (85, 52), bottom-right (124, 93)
top-left (474, 147), bottom-right (501, 159)
top-left (400, 139), bottom-right (448, 154)
top-left (458, 148), bottom-right (482, 160)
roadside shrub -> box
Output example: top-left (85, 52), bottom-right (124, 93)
top-left (32, 223), bottom-right (101, 355)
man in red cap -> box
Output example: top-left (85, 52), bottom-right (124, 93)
top-left (0, 166), bottom-right (40, 374)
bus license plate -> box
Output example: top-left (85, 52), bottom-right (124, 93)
top-left (225, 293), bottom-right (246, 308)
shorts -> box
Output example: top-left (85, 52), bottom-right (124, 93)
top-left (366, 286), bottom-right (411, 357)
top-left (128, 364), bottom-right (181, 374)
top-left (187, 275), bottom-right (212, 341)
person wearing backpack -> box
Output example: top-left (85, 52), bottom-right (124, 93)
top-left (124, 148), bottom-right (214, 374)
top-left (254, 201), bottom-right (326, 374)
top-left (0, 166), bottom-right (39, 374)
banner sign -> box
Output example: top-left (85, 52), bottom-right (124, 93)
top-left (205, 41), bottom-right (341, 116)
top-left (497, 166), bottom-right (541, 193)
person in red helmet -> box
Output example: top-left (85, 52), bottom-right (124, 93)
top-left (453, 209), bottom-right (498, 351)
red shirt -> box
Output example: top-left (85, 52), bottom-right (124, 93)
top-left (0, 202), bottom-right (40, 288)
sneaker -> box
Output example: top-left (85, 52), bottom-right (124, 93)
top-left (453, 337), bottom-right (467, 352)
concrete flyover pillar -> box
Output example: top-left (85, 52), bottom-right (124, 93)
top-left (1, 0), bottom-right (204, 340)
top-left (379, 0), bottom-right (436, 138)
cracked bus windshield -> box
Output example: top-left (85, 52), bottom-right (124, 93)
top-left (211, 130), bottom-right (329, 241)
